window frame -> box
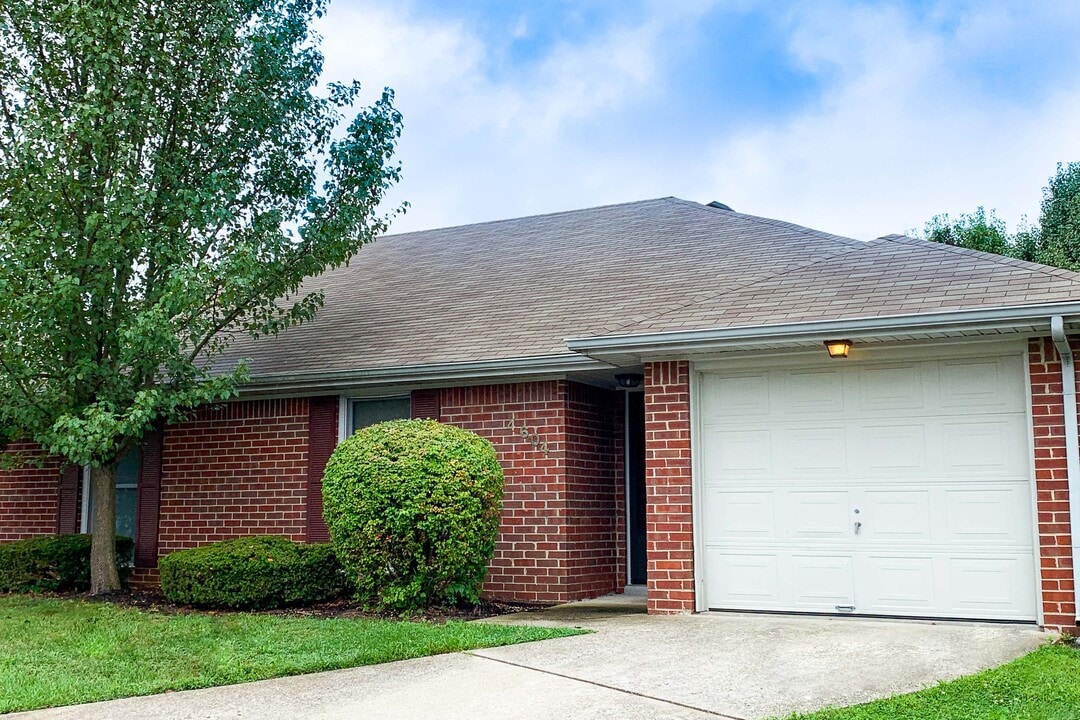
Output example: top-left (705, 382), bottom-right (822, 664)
top-left (343, 394), bottom-right (412, 437)
top-left (80, 453), bottom-right (140, 534)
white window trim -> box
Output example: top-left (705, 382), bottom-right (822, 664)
top-left (79, 465), bottom-right (90, 533)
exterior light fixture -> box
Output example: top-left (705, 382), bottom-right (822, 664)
top-left (824, 339), bottom-right (853, 359)
top-left (615, 373), bottom-right (644, 389)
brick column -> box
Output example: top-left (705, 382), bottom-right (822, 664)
top-left (643, 360), bottom-right (695, 613)
top-left (1029, 338), bottom-right (1078, 630)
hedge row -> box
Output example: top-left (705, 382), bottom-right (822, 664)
top-left (0, 534), bottom-right (133, 592)
top-left (159, 535), bottom-right (347, 609)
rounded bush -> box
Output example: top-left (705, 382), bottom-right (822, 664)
top-left (323, 419), bottom-right (504, 611)
top-left (158, 536), bottom-right (346, 609)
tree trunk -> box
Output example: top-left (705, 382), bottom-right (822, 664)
top-left (89, 461), bottom-right (121, 594)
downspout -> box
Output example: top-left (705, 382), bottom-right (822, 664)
top-left (1050, 316), bottom-right (1080, 627)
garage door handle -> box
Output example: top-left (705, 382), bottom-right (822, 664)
top-left (854, 521), bottom-right (862, 534)
top-left (836, 605), bottom-right (856, 612)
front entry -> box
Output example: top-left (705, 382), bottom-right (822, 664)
top-left (626, 391), bottom-right (647, 586)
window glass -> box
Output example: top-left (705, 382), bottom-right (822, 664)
top-left (86, 446), bottom-right (140, 547)
top-left (351, 397), bottom-right (411, 433)
top-left (115, 487), bottom-right (137, 540)
top-left (115, 448), bottom-right (141, 487)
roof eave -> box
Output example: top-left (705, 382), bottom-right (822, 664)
top-left (565, 301), bottom-right (1080, 363)
top-left (240, 353), bottom-right (614, 396)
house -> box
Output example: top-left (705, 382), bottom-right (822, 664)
top-left (1, 197), bottom-right (1077, 630)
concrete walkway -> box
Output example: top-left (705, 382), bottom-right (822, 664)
top-left (13, 597), bottom-right (1046, 720)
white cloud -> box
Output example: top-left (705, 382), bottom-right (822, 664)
top-left (314, 1), bottom-right (716, 232)
top-left (314, 1), bottom-right (1080, 240)
top-left (703, 3), bottom-right (1080, 239)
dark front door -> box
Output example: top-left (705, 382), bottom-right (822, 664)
top-left (627, 391), bottom-right (647, 585)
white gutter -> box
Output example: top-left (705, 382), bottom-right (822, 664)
top-left (567, 301), bottom-right (1080, 357)
top-left (241, 353), bottom-right (613, 395)
top-left (1051, 315), bottom-right (1080, 627)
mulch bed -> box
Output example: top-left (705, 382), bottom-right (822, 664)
top-left (75, 590), bottom-right (547, 623)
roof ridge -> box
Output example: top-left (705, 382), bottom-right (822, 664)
top-left (664, 197), bottom-right (866, 248)
top-left (379, 196), bottom-right (678, 240)
top-left (877, 234), bottom-right (1080, 284)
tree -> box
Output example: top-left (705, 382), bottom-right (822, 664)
top-left (0, 0), bottom-right (403, 592)
top-left (1037, 162), bottom-right (1080, 271)
top-left (922, 163), bottom-right (1080, 272)
top-left (923, 207), bottom-right (1013, 256)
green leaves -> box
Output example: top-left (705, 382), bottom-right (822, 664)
top-left (923, 207), bottom-right (1013, 256)
top-left (923, 162), bottom-right (1080, 272)
top-left (322, 420), bottom-right (505, 611)
top-left (1039, 162), bottom-right (1080, 271)
top-left (159, 536), bottom-right (347, 609)
top-left (0, 0), bottom-right (402, 467)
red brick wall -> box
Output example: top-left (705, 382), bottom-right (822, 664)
top-left (157, 399), bottom-right (310, 553)
top-left (441, 381), bottom-right (571, 603)
top-left (0, 441), bottom-right (60, 542)
top-left (1029, 337), bottom-right (1078, 630)
top-left (565, 382), bottom-right (624, 598)
top-left (643, 361), bottom-right (695, 614)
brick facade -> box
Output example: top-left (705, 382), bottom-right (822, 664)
top-left (565, 382), bottom-right (625, 598)
top-left (1029, 337), bottom-right (1079, 630)
top-left (0, 441), bottom-right (60, 542)
top-left (441, 381), bottom-right (567, 602)
top-left (643, 360), bottom-right (695, 614)
top-left (440, 380), bottom-right (623, 603)
top-left (157, 399), bottom-right (310, 553)
top-left (4, 343), bottom-right (1078, 628)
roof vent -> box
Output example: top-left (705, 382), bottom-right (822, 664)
top-left (707, 201), bottom-right (734, 211)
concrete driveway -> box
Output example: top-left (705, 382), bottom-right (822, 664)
top-left (13, 597), bottom-right (1045, 720)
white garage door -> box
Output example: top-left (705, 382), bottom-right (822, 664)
top-left (698, 348), bottom-right (1037, 621)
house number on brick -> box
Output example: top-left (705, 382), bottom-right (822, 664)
top-left (502, 417), bottom-right (550, 457)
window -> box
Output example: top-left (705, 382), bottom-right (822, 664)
top-left (83, 446), bottom-right (140, 541)
top-left (349, 396), bottom-right (411, 434)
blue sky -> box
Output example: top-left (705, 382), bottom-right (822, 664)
top-left (315, 1), bottom-right (1080, 240)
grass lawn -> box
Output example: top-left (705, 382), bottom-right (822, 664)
top-left (0, 595), bottom-right (583, 713)
top-left (783, 643), bottom-right (1080, 720)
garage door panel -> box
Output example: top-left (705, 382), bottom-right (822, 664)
top-left (858, 424), bottom-right (928, 475)
top-left (940, 357), bottom-right (1025, 409)
top-left (782, 427), bottom-right (848, 475)
top-left (856, 555), bottom-right (937, 613)
top-left (782, 368), bottom-right (844, 415)
top-left (856, 364), bottom-right (926, 411)
top-left (945, 487), bottom-right (1032, 545)
top-left (940, 418), bottom-right (1029, 475)
top-left (700, 428), bottom-right (773, 477)
top-left (947, 556), bottom-right (1037, 618)
top-left (707, 552), bottom-right (781, 608)
top-left (787, 491), bottom-right (850, 539)
top-left (790, 555), bottom-right (855, 609)
top-left (859, 490), bottom-right (932, 542)
top-left (699, 349), bottom-right (1037, 622)
top-left (701, 373), bottom-right (770, 416)
top-left (703, 490), bottom-right (775, 541)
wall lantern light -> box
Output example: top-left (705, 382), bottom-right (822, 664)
top-left (615, 373), bottom-right (644, 389)
top-left (824, 339), bottom-right (853, 359)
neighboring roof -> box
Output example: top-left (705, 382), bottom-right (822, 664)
top-left (220, 197), bottom-right (1080, 384)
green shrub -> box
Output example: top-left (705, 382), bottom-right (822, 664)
top-left (158, 535), bottom-right (347, 609)
top-left (323, 419), bottom-right (504, 611)
top-left (0, 534), bottom-right (133, 592)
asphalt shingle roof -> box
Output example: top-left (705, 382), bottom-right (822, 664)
top-left (218, 197), bottom-right (1080, 378)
